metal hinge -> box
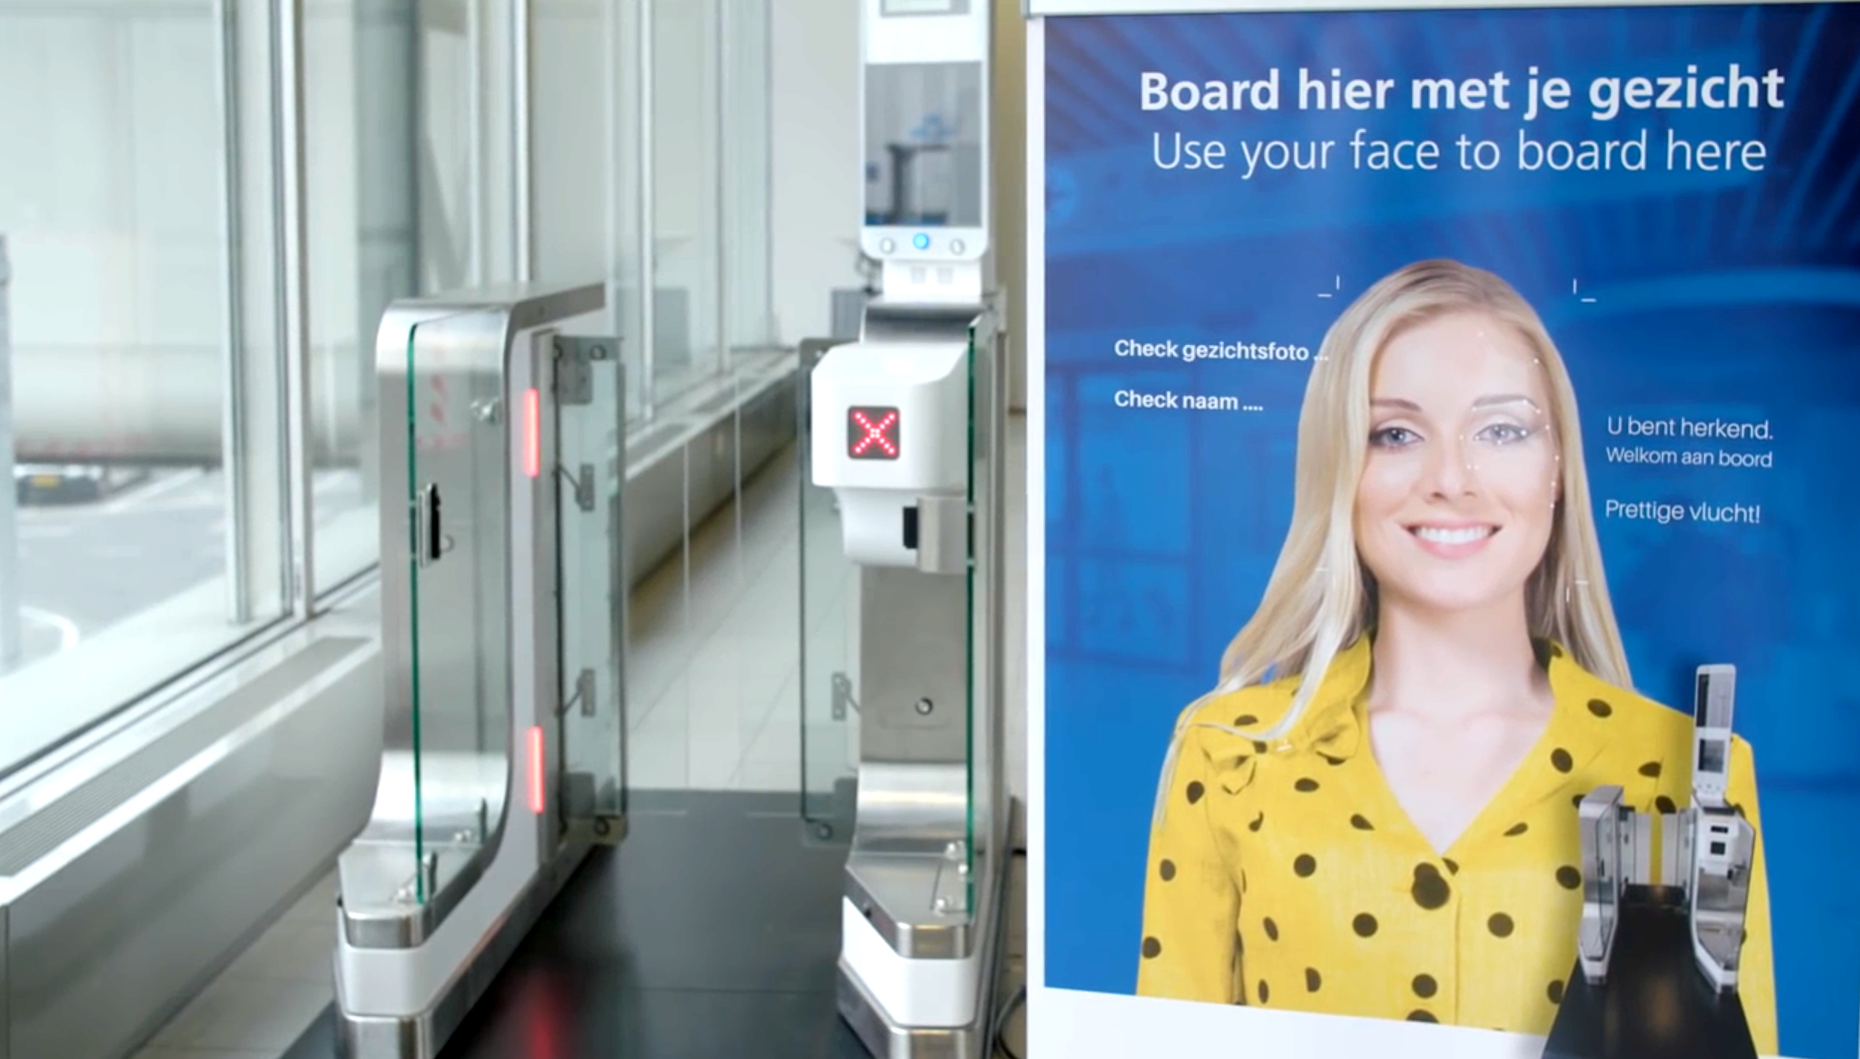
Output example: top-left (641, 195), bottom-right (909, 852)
top-left (555, 463), bottom-right (596, 511)
top-left (552, 335), bottom-right (618, 405)
top-left (832, 672), bottom-right (858, 721)
top-left (559, 667), bottom-right (596, 718)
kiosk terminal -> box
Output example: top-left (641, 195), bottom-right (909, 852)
top-left (809, 0), bottom-right (1013, 1055)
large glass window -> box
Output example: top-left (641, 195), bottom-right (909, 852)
top-left (650, 0), bottom-right (723, 409)
top-left (0, 0), bottom-right (776, 778)
top-left (535, 0), bottom-right (773, 419)
top-left (723, 0), bottom-right (775, 360)
top-left (306, 0), bottom-right (390, 595)
top-left (418, 0), bottom-right (520, 293)
top-left (0, 0), bottom-right (288, 767)
top-left (305, 0), bottom-right (520, 596)
top-left (532, 0), bottom-right (646, 421)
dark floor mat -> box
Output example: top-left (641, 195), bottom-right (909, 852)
top-left (284, 790), bottom-right (870, 1059)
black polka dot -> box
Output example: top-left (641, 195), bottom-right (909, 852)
top-left (1321, 753), bottom-right (1347, 766)
top-left (1639, 761), bottom-right (1663, 778)
top-left (1489, 913), bottom-right (1515, 938)
top-left (1505, 822), bottom-right (1530, 837)
top-left (1411, 863), bottom-right (1451, 910)
top-left (1263, 917), bottom-right (1279, 941)
top-left (1159, 860), bottom-right (1176, 882)
top-left (1407, 1010), bottom-right (1438, 1023)
top-left (1294, 854), bottom-right (1317, 877)
top-left (1656, 795), bottom-right (1678, 814)
top-left (1572, 793), bottom-right (1586, 809)
top-left (1253, 741), bottom-right (1269, 754)
top-left (1142, 937), bottom-right (1161, 958)
top-left (1350, 813), bottom-right (1374, 830)
top-left (1551, 748), bottom-right (1574, 772)
top-left (1258, 980), bottom-right (1271, 1003)
top-left (1587, 698), bottom-right (1612, 717)
top-left (1556, 865), bottom-right (1582, 890)
top-left (1413, 974), bottom-right (1438, 998)
top-left (1295, 778), bottom-right (1320, 792)
top-left (1548, 979), bottom-right (1565, 1004)
top-left (1443, 857), bottom-right (1459, 875)
top-left (1186, 781), bottom-right (1205, 804)
top-left (1234, 714), bottom-right (1258, 726)
top-left (1305, 968), bottom-right (1322, 992)
top-left (1353, 913), bottom-right (1378, 938)
top-left (1248, 812), bottom-right (1264, 832)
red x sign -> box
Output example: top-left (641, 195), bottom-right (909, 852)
top-left (847, 406), bottom-right (901, 460)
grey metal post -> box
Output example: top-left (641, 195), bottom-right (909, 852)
top-left (0, 236), bottom-right (19, 668)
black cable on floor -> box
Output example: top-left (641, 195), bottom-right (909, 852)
top-left (993, 983), bottom-right (1028, 1059)
top-left (993, 848), bottom-right (1029, 1059)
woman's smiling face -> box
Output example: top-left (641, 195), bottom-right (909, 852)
top-left (1354, 310), bottom-right (1561, 618)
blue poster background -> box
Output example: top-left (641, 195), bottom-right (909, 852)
top-left (1041, 6), bottom-right (1860, 1057)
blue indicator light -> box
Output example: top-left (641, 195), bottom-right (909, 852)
top-left (912, 232), bottom-right (930, 251)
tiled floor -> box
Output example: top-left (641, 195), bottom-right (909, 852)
top-left (131, 413), bottom-right (1031, 1059)
top-left (133, 867), bottom-right (343, 1059)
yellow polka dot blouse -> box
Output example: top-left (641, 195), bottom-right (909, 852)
top-left (1137, 634), bottom-right (1777, 1053)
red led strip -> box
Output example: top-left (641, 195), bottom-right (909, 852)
top-left (523, 388), bottom-right (542, 478)
top-left (528, 726), bottom-right (546, 814)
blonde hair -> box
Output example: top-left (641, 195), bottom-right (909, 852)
top-left (1220, 259), bottom-right (1631, 741)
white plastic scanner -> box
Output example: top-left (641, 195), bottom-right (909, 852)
top-left (810, 339), bottom-right (969, 567)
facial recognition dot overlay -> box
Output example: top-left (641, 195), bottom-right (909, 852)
top-left (1037, 5), bottom-right (1860, 1059)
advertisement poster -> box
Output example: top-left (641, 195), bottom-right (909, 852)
top-left (1034, 3), bottom-right (1860, 1057)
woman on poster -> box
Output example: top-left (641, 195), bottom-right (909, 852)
top-left (1135, 259), bottom-right (1777, 1050)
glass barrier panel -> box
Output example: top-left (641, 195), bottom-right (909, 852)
top-left (406, 312), bottom-right (511, 904)
top-left (965, 310), bottom-right (1005, 906)
top-left (964, 325), bottom-right (980, 904)
top-left (555, 340), bottom-right (628, 837)
top-left (620, 407), bottom-right (691, 797)
top-left (799, 341), bottom-right (860, 833)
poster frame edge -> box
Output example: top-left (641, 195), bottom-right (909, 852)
top-left (1027, 0), bottom-right (1825, 14)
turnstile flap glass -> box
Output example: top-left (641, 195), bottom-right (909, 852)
top-left (404, 311), bottom-right (512, 905)
top-left (963, 317), bottom-right (1002, 908)
top-left (554, 337), bottom-right (628, 840)
top-left (798, 341), bottom-right (861, 835)
top-left (797, 311), bottom-right (1007, 918)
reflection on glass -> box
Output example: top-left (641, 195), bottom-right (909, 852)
top-left (651, 0), bottom-right (722, 408)
top-left (0, 0), bottom-right (782, 785)
top-left (404, 312), bottom-right (511, 902)
top-left (723, 0), bottom-right (775, 356)
top-left (531, 0), bottom-right (648, 424)
top-left (419, 0), bottom-right (519, 293)
top-left (0, 2), bottom-right (283, 755)
top-left (306, 0), bottom-right (520, 596)
top-left (864, 62), bottom-right (985, 228)
top-left (306, 0), bottom-right (416, 593)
